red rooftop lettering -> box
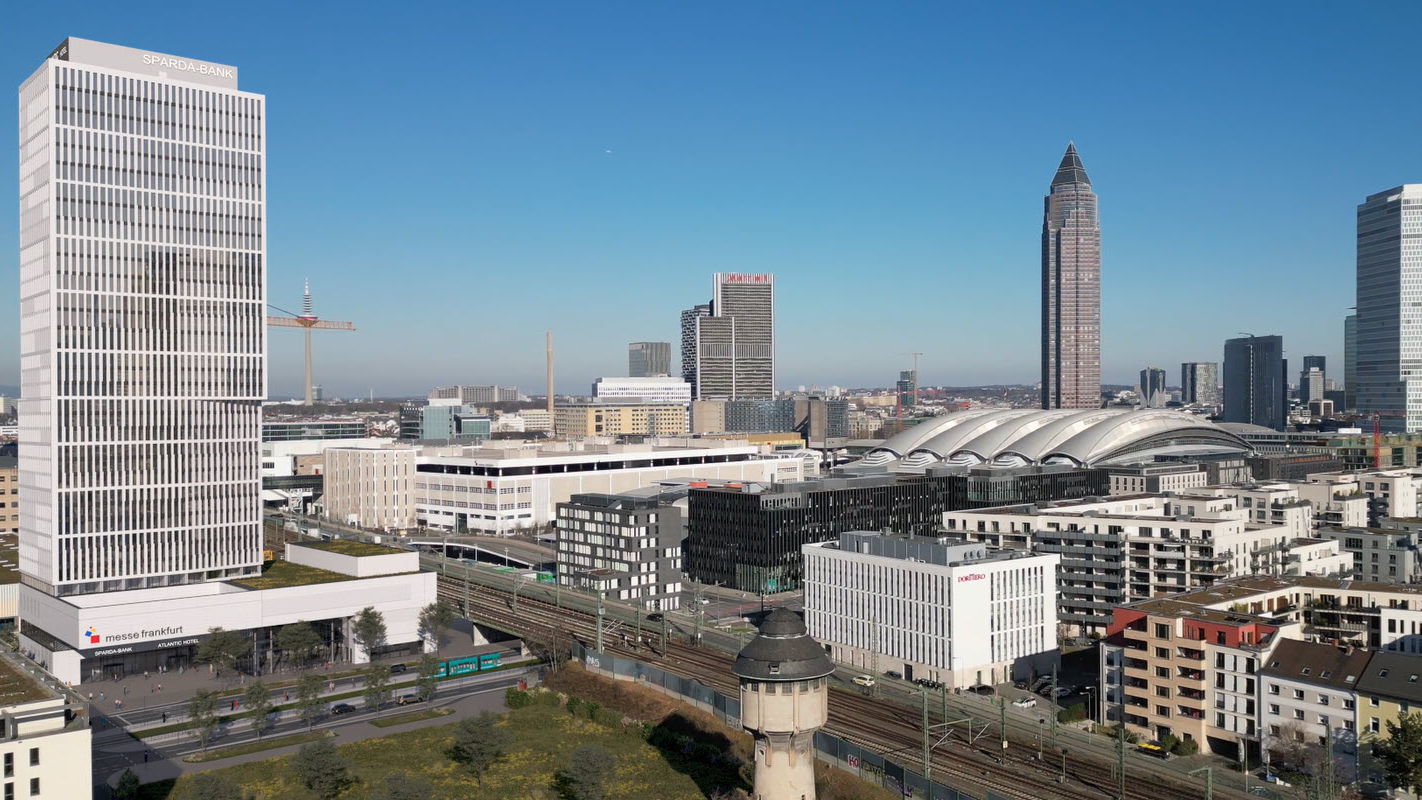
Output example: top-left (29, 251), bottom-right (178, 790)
top-left (957, 574), bottom-right (986, 582)
top-left (724, 274), bottom-right (770, 283)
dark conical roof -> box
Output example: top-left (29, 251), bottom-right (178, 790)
top-left (1051, 142), bottom-right (1091, 187)
top-left (733, 608), bottom-right (835, 682)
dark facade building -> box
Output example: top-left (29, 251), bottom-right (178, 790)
top-left (896, 370), bottom-right (917, 409)
top-left (1245, 453), bottom-right (1345, 482)
top-left (262, 419), bottom-right (367, 442)
top-left (1223, 334), bottom-right (1288, 431)
top-left (628, 341), bottom-right (672, 378)
top-left (684, 465), bottom-right (1110, 593)
top-left (722, 397), bottom-right (850, 448)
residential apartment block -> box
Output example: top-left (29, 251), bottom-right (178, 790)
top-left (554, 402), bottom-right (689, 437)
top-left (948, 495), bottom-right (1348, 635)
top-left (1258, 638), bottom-right (1367, 781)
top-left (556, 491), bottom-right (683, 611)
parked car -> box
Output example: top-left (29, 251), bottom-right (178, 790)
top-left (852, 675), bottom-right (876, 687)
top-left (1052, 686), bottom-right (1074, 698)
top-left (885, 670), bottom-right (902, 680)
top-left (647, 613), bottom-right (664, 622)
top-left (1012, 697), bottom-right (1037, 708)
top-left (914, 678), bottom-right (942, 689)
top-left (331, 703), bottom-right (357, 715)
top-left (389, 663), bottom-right (408, 674)
top-left (395, 693), bottom-right (424, 706)
top-left (968, 685), bottom-right (995, 696)
top-left (1013, 680), bottom-right (1029, 690)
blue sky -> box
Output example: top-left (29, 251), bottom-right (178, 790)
top-left (1, 1), bottom-right (1418, 398)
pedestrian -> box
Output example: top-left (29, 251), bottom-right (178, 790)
top-left (157, 683), bottom-right (162, 693)
top-left (143, 670), bottom-right (149, 680)
top-left (143, 751), bottom-right (148, 763)
top-left (161, 712), bottom-right (167, 723)
top-left (116, 699), bottom-right (122, 710)
top-left (283, 691), bottom-right (289, 702)
top-left (123, 685), bottom-right (128, 696)
top-left (99, 692), bottom-right (104, 702)
top-left (87, 692), bottom-right (93, 701)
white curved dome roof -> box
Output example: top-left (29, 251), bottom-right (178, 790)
top-left (863, 408), bottom-right (1249, 471)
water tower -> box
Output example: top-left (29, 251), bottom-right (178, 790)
top-left (733, 608), bottom-right (835, 800)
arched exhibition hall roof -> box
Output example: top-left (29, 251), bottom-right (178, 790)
top-left (860, 408), bottom-right (1251, 470)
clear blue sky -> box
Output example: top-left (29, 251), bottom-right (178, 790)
top-left (2, 1), bottom-right (1418, 398)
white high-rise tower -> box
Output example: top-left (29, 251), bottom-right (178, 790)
top-left (1356, 185), bottom-right (1422, 433)
top-left (18, 38), bottom-right (265, 596)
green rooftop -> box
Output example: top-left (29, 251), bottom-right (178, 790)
top-left (295, 539), bottom-right (407, 558)
top-left (229, 560), bottom-right (355, 591)
top-left (0, 656), bottom-right (53, 706)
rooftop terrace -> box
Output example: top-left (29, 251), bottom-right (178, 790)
top-left (229, 560), bottom-right (355, 591)
top-left (293, 539), bottom-right (407, 558)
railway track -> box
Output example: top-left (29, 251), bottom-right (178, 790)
top-left (439, 575), bottom-right (1247, 800)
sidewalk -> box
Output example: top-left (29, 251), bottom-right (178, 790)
top-left (99, 678), bottom-right (516, 790)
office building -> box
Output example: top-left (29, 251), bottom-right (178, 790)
top-left (591, 377), bottom-right (692, 405)
top-left (1300, 367), bottom-right (1325, 406)
top-left (1224, 335), bottom-right (1288, 431)
top-left (399, 404), bottom-right (491, 443)
top-left (0, 396), bottom-right (12, 415)
top-left (896, 370), bottom-right (917, 409)
top-left (1356, 186), bottom-right (1422, 433)
top-left (1301, 355), bottom-right (1327, 399)
top-left (1345, 314), bottom-right (1358, 412)
top-left (1181, 362), bottom-right (1221, 407)
top-left (15, 38), bottom-right (435, 683)
top-left (262, 419), bottom-right (367, 442)
top-left (555, 491), bottom-right (684, 611)
top-left (0, 651), bottom-right (92, 797)
top-left (685, 474), bottom-right (954, 593)
top-left (413, 438), bottom-right (807, 535)
top-left (1140, 367), bottom-right (1167, 408)
top-left (1258, 639), bottom-right (1366, 781)
top-left (321, 446), bottom-right (418, 531)
top-left (428, 385), bottom-right (518, 406)
top-left (0, 457), bottom-right (16, 539)
top-left (628, 342), bottom-right (671, 378)
top-left (1106, 463), bottom-right (1210, 495)
top-left (689, 274), bottom-right (775, 400)
top-left (554, 402), bottom-right (689, 437)
top-left (679, 303), bottom-right (711, 397)
top-left (1041, 143), bottom-right (1102, 410)
top-left (803, 533), bottom-right (1058, 687)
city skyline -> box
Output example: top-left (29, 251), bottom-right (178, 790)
top-left (2, 4), bottom-right (1420, 396)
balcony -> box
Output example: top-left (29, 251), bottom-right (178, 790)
top-left (1176, 667), bottom-right (1205, 681)
top-left (1124, 693), bottom-right (1149, 709)
top-left (1177, 687), bottom-right (1207, 702)
top-left (1177, 707), bottom-right (1205, 720)
top-left (1176, 647), bottom-right (1205, 662)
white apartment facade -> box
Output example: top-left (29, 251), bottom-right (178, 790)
top-left (803, 532), bottom-right (1058, 687)
top-left (321, 447), bottom-right (418, 531)
top-left (948, 495), bottom-right (1348, 634)
top-left (1258, 639), bottom-right (1366, 780)
top-left (592, 377), bottom-right (692, 405)
top-left (411, 440), bottom-right (806, 535)
top-left (0, 655), bottom-right (91, 799)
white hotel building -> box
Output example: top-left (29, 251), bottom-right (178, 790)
top-left (591, 377), bottom-right (692, 405)
top-left (802, 532), bottom-right (1058, 688)
top-left (16, 38), bottom-right (434, 685)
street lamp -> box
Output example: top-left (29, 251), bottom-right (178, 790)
top-left (1084, 686), bottom-right (1097, 722)
top-left (1060, 747), bottom-right (1068, 783)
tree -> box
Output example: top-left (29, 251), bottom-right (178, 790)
top-left (243, 679), bottom-right (275, 739)
top-left (418, 599), bottom-right (457, 654)
top-left (112, 768), bottom-right (140, 800)
top-left (448, 711), bottom-right (511, 785)
top-left (276, 621), bottom-right (323, 670)
top-left (196, 627), bottom-right (250, 682)
top-left (363, 662), bottom-right (392, 718)
top-left (1374, 711), bottom-right (1422, 795)
top-left (371, 773), bottom-right (434, 800)
top-left (189, 689), bottom-right (220, 752)
top-left (296, 671), bottom-right (325, 732)
top-left (186, 773), bottom-right (244, 800)
top-left (415, 653), bottom-right (441, 702)
top-left (291, 738), bottom-right (351, 800)
top-left (556, 744), bottom-right (618, 800)
top-left (352, 606), bottom-right (388, 661)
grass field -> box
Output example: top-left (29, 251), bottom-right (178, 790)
top-left (142, 699), bottom-right (730, 799)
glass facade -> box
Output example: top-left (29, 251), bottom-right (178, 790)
top-left (1356, 186), bottom-right (1422, 432)
top-left (1041, 144), bottom-right (1101, 410)
top-left (1223, 335), bottom-right (1287, 431)
top-left (18, 41), bottom-right (265, 596)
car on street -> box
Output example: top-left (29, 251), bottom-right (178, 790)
top-left (1012, 697), bottom-right (1037, 708)
top-left (647, 613), bottom-right (664, 622)
top-left (914, 678), bottom-right (942, 689)
top-left (331, 703), bottom-right (357, 715)
top-left (395, 693), bottom-right (424, 706)
top-left (1052, 686), bottom-right (1074, 698)
top-left (885, 670), bottom-right (902, 680)
top-left (852, 675), bottom-right (876, 687)
top-left (389, 663), bottom-right (408, 674)
top-left (968, 685), bottom-right (995, 696)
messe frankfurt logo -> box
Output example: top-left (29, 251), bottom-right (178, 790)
top-left (85, 627), bottom-right (99, 644)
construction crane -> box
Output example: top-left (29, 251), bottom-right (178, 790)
top-left (267, 279), bottom-right (356, 406)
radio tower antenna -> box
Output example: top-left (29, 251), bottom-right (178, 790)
top-left (267, 279), bottom-right (356, 405)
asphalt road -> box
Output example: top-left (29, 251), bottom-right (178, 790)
top-left (93, 667), bottom-right (532, 789)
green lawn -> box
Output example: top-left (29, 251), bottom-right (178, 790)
top-left (294, 540), bottom-right (406, 558)
top-left (144, 700), bottom-right (724, 799)
top-left (181, 731), bottom-right (333, 763)
top-left (228, 560), bottom-right (354, 590)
